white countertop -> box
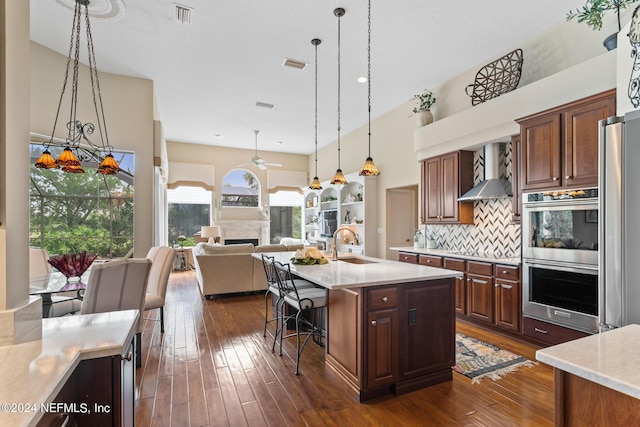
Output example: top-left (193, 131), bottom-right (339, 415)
top-left (0, 310), bottom-right (139, 427)
top-left (536, 324), bottom-right (640, 399)
top-left (254, 251), bottom-right (462, 290)
top-left (389, 246), bottom-right (521, 266)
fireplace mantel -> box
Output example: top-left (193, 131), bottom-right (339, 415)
top-left (216, 220), bottom-right (269, 246)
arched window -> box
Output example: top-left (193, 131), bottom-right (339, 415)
top-left (221, 169), bottom-right (260, 207)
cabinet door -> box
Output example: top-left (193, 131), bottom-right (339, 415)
top-left (467, 273), bottom-right (494, 323)
top-left (520, 113), bottom-right (562, 190)
top-left (511, 134), bottom-right (521, 223)
top-left (366, 309), bottom-right (398, 388)
top-left (440, 152), bottom-right (459, 222)
top-left (399, 280), bottom-right (455, 381)
top-left (423, 157), bottom-right (442, 223)
top-left (564, 95), bottom-right (615, 187)
top-left (494, 278), bottom-right (520, 332)
top-left (454, 275), bottom-right (467, 315)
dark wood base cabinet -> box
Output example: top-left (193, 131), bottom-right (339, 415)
top-left (36, 339), bottom-right (135, 427)
top-left (326, 279), bottom-right (455, 402)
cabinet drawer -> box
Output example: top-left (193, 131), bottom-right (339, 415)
top-left (495, 264), bottom-right (520, 280)
top-left (418, 255), bottom-right (443, 267)
top-left (367, 286), bottom-right (398, 310)
top-left (443, 257), bottom-right (465, 271)
top-left (398, 252), bottom-right (418, 264)
top-left (523, 317), bottom-right (590, 346)
top-left (467, 260), bottom-right (493, 276)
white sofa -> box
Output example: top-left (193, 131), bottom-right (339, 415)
top-left (192, 242), bottom-right (304, 297)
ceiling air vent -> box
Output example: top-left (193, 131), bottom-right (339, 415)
top-left (175, 4), bottom-right (193, 24)
top-left (255, 101), bottom-right (276, 109)
top-left (283, 58), bottom-right (307, 70)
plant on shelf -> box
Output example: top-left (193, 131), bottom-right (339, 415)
top-left (412, 89), bottom-right (436, 127)
top-left (566, 0), bottom-right (638, 49)
top-left (412, 89), bottom-right (436, 113)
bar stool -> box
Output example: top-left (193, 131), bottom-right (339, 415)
top-left (261, 254), bottom-right (316, 351)
top-left (272, 260), bottom-right (327, 375)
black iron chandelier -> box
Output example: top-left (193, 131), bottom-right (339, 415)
top-left (34, 0), bottom-right (120, 175)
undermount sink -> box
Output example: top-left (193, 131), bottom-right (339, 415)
top-left (337, 257), bottom-right (378, 265)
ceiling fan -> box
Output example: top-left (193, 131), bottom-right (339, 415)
top-left (241, 130), bottom-right (282, 170)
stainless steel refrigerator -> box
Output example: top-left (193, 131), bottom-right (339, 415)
top-left (599, 109), bottom-right (640, 330)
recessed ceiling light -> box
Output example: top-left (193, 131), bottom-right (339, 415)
top-left (357, 76), bottom-right (367, 83)
top-left (256, 101), bottom-right (276, 109)
top-left (283, 58), bottom-right (307, 70)
top-left (214, 134), bottom-right (223, 138)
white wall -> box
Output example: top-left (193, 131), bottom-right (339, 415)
top-left (30, 42), bottom-right (155, 257)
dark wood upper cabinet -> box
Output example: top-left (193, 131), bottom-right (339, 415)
top-left (518, 89), bottom-right (615, 192)
top-left (420, 151), bottom-right (474, 225)
top-left (563, 95), bottom-right (615, 187)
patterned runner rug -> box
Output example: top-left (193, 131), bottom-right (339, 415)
top-left (453, 333), bottom-right (536, 383)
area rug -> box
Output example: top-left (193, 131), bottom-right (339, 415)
top-left (453, 333), bottom-right (535, 383)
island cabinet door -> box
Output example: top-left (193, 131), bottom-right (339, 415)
top-left (398, 279), bottom-right (455, 381)
top-left (365, 308), bottom-right (398, 389)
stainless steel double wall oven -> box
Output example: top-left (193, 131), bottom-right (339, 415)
top-left (521, 189), bottom-right (599, 333)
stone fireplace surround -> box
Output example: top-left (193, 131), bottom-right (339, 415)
top-left (216, 220), bottom-right (269, 246)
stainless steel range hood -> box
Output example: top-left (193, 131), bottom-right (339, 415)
top-left (458, 143), bottom-right (512, 201)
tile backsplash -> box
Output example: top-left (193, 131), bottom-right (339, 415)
top-left (423, 143), bottom-right (521, 257)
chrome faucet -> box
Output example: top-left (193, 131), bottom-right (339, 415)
top-left (332, 226), bottom-right (359, 261)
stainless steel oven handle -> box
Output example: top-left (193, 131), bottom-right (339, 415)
top-left (522, 259), bottom-right (598, 273)
top-left (522, 199), bottom-right (598, 210)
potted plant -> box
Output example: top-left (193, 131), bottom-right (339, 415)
top-left (412, 89), bottom-right (436, 127)
top-left (566, 0), bottom-right (638, 50)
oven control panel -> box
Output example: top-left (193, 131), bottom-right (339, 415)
top-left (525, 188), bottom-right (598, 202)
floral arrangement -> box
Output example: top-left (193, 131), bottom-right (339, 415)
top-left (291, 246), bottom-right (328, 265)
top-left (412, 89), bottom-right (437, 113)
top-left (48, 251), bottom-right (98, 279)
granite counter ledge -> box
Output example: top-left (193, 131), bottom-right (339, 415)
top-left (252, 251), bottom-right (463, 290)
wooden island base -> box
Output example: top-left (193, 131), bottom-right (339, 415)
top-left (554, 369), bottom-right (640, 427)
top-left (325, 278), bottom-right (455, 402)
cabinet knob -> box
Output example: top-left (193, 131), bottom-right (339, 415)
top-left (553, 177), bottom-right (559, 181)
top-left (495, 283), bottom-right (499, 287)
top-left (427, 259), bottom-right (431, 263)
top-left (123, 351), bottom-right (133, 362)
top-left (371, 320), bottom-right (377, 326)
top-left (566, 175), bottom-right (572, 180)
top-left (502, 270), bottom-right (508, 274)
top-left (382, 296), bottom-right (388, 302)
top-left (467, 278), bottom-right (471, 282)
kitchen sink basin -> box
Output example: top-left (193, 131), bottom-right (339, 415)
top-left (338, 257), bottom-right (378, 265)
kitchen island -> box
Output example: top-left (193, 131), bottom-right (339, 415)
top-left (258, 252), bottom-right (462, 401)
top-left (0, 310), bottom-right (138, 427)
top-left (536, 324), bottom-right (640, 426)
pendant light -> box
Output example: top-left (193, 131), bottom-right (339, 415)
top-left (359, 0), bottom-right (380, 176)
top-left (34, 0), bottom-right (120, 175)
top-left (330, 7), bottom-right (348, 185)
top-left (309, 38), bottom-right (323, 190)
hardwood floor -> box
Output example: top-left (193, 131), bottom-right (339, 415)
top-left (135, 271), bottom-right (554, 426)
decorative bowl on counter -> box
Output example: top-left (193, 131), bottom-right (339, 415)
top-left (48, 251), bottom-right (98, 282)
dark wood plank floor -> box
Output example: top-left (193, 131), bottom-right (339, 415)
top-left (135, 271), bottom-right (554, 426)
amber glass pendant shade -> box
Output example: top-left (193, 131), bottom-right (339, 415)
top-left (359, 157), bottom-right (380, 176)
top-left (56, 147), bottom-right (81, 166)
top-left (330, 169), bottom-right (347, 185)
top-left (35, 150), bottom-right (58, 169)
top-left (97, 153), bottom-right (121, 175)
top-left (62, 163), bottom-right (85, 173)
top-left (309, 176), bottom-right (322, 190)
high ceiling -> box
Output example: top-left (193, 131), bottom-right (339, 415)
top-left (30, 0), bottom-right (586, 155)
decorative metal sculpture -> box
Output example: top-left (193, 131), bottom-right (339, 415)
top-left (465, 49), bottom-right (524, 106)
top-left (628, 5), bottom-right (640, 108)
